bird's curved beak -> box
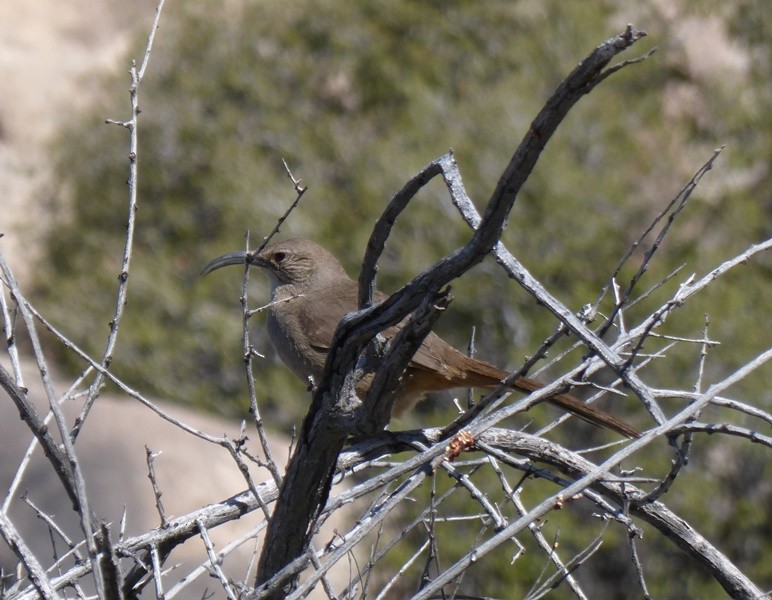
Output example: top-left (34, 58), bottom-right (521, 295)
top-left (201, 251), bottom-right (251, 276)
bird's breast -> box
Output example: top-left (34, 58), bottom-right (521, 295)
top-left (266, 303), bottom-right (326, 383)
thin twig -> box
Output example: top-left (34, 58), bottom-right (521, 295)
top-left (73, 0), bottom-right (168, 443)
top-left (239, 231), bottom-right (284, 488)
top-left (0, 512), bottom-right (61, 599)
top-left (145, 447), bottom-right (168, 528)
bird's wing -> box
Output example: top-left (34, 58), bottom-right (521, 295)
top-left (297, 279), bottom-right (500, 385)
top-left (298, 282), bottom-right (360, 353)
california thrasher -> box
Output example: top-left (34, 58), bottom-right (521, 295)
top-left (203, 238), bottom-right (639, 438)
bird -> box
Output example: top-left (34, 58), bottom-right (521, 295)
top-left (203, 238), bottom-right (639, 438)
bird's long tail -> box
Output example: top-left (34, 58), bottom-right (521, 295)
top-left (510, 376), bottom-right (640, 439)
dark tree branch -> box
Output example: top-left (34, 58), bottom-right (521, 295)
top-left (253, 26), bottom-right (649, 596)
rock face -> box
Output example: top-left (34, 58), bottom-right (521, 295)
top-left (0, 0), bottom-right (154, 287)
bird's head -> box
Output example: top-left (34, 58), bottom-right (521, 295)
top-left (202, 238), bottom-right (349, 295)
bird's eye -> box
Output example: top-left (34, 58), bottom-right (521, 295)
top-left (273, 252), bottom-right (286, 263)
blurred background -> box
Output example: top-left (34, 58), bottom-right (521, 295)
top-left (1, 0), bottom-right (769, 596)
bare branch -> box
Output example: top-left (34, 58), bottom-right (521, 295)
top-left (73, 0), bottom-right (168, 443)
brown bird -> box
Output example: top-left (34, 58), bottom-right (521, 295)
top-left (203, 238), bottom-right (639, 438)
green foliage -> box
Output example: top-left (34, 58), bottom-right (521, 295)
top-left (33, 0), bottom-right (769, 593)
